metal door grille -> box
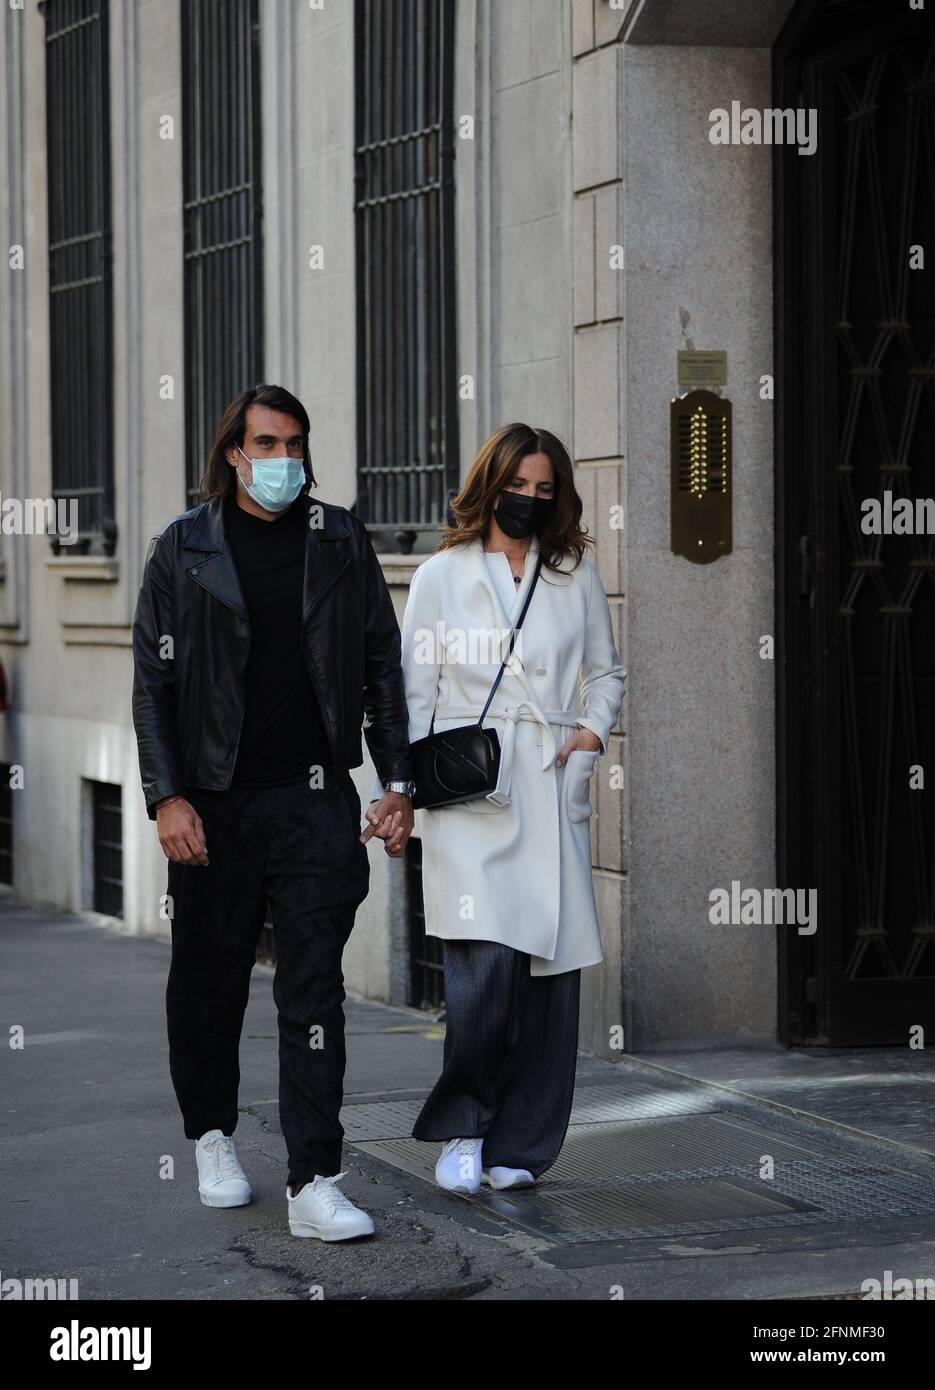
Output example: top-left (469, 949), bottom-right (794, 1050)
top-left (831, 36), bottom-right (935, 995)
top-left (775, 0), bottom-right (935, 1042)
top-left (354, 0), bottom-right (459, 541)
top-left (181, 0), bottom-right (264, 505)
top-left (39, 0), bottom-right (115, 554)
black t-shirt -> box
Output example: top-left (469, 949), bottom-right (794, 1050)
top-left (224, 492), bottom-right (332, 787)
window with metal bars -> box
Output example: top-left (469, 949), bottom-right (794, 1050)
top-left (0, 766), bottom-right (13, 887)
top-left (181, 0), bottom-right (264, 507)
top-left (39, 0), bottom-right (115, 555)
top-left (90, 781), bottom-right (122, 918)
top-left (354, 0), bottom-right (460, 546)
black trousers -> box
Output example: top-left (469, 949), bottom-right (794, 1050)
top-left (411, 939), bottom-right (581, 1178)
top-left (164, 774), bottom-right (370, 1187)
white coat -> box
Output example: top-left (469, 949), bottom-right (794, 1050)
top-left (383, 532), bottom-right (626, 976)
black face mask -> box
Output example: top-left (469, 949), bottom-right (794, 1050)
top-left (494, 489), bottom-right (554, 539)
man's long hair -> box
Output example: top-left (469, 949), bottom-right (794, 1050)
top-left (439, 423), bottom-right (592, 571)
top-left (197, 384), bottom-right (317, 501)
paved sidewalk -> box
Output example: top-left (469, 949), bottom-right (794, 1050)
top-left (3, 893), bottom-right (935, 1301)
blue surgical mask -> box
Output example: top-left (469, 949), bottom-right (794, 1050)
top-left (236, 446), bottom-right (306, 512)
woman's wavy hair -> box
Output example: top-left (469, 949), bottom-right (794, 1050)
top-left (439, 423), bottom-right (591, 571)
top-left (197, 384), bottom-right (317, 501)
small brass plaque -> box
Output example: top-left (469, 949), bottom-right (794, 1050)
top-left (677, 350), bottom-right (727, 386)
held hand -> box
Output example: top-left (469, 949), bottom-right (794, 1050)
top-left (554, 726), bottom-right (601, 767)
top-left (156, 797), bottom-right (209, 865)
top-left (360, 791), bottom-right (414, 857)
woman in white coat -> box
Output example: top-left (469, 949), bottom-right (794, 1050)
top-left (396, 423), bottom-right (626, 1194)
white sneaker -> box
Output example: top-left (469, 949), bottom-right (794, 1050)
top-left (435, 1137), bottom-right (484, 1193)
top-left (287, 1172), bottom-right (375, 1241)
top-left (195, 1129), bottom-right (252, 1208)
top-left (483, 1165), bottom-right (536, 1190)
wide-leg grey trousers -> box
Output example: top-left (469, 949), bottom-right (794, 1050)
top-left (411, 938), bottom-right (581, 1177)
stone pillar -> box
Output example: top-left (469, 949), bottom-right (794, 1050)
top-left (571, 0), bottom-right (629, 1057)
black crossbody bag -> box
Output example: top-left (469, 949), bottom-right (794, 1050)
top-left (408, 555), bottom-right (543, 810)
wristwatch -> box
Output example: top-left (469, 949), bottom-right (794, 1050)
top-left (384, 780), bottom-right (416, 797)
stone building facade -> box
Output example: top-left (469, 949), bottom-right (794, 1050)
top-left (4, 0), bottom-right (927, 1052)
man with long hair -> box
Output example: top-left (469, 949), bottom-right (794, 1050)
top-left (132, 384), bottom-right (415, 1240)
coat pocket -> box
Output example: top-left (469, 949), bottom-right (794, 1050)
top-left (564, 747), bottom-right (599, 822)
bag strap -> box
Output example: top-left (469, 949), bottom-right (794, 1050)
top-left (430, 550), bottom-right (547, 733)
top-left (479, 553), bottom-right (544, 725)
top-left (428, 553), bottom-right (544, 736)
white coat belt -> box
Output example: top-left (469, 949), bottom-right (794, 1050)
top-left (432, 696), bottom-right (585, 808)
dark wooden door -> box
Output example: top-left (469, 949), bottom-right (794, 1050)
top-left (776, 0), bottom-right (935, 1043)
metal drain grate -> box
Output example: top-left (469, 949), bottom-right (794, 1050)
top-left (349, 1104), bottom-right (935, 1243)
top-left (341, 1099), bottom-right (426, 1143)
top-left (349, 1111), bottom-right (817, 1192)
top-left (564, 1087), bottom-right (715, 1126)
top-left (766, 1160), bottom-right (935, 1220)
top-left (498, 1178), bottom-right (811, 1235)
top-left (545, 1114), bottom-right (826, 1180)
top-left (339, 1072), bottom-right (716, 1143)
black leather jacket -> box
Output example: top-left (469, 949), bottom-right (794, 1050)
top-left (131, 492), bottom-right (414, 820)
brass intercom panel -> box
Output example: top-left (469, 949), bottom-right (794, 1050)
top-left (670, 388), bottom-right (732, 563)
